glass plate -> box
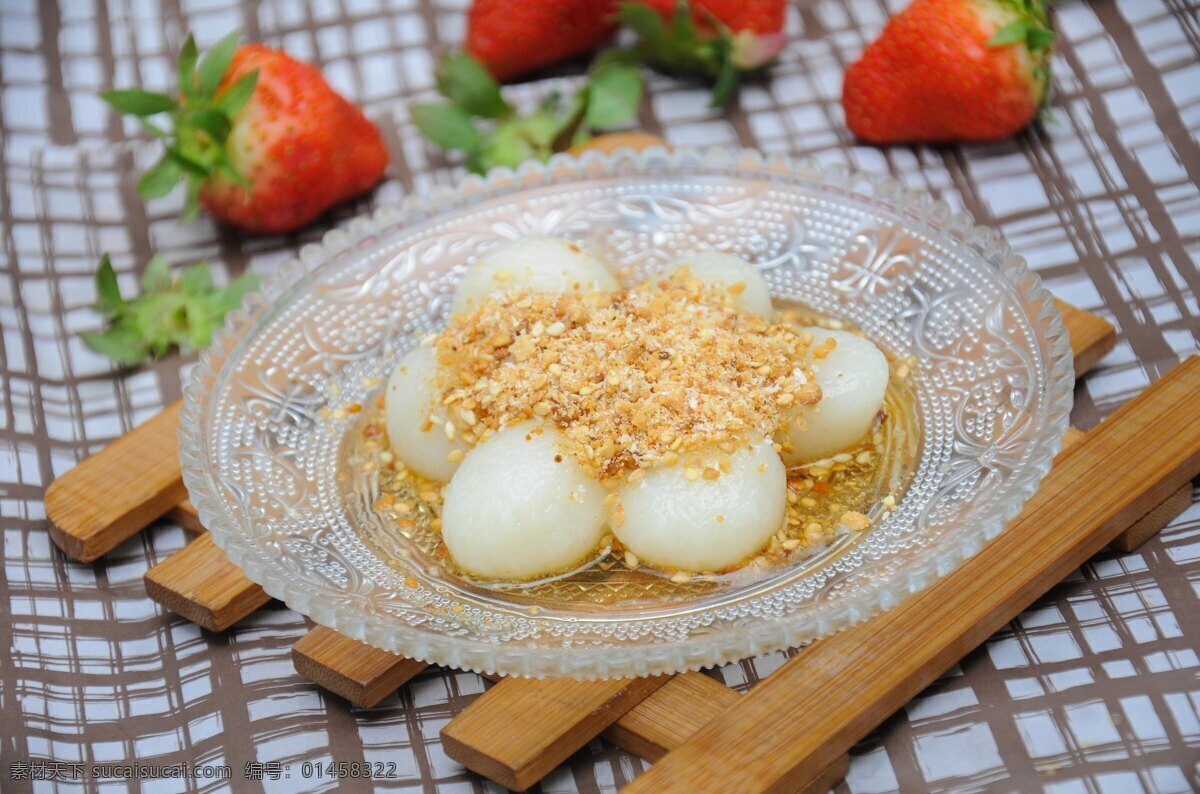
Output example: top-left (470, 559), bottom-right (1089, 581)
top-left (180, 148), bottom-right (1074, 679)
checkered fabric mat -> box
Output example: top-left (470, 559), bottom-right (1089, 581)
top-left (1, 0), bottom-right (1198, 791)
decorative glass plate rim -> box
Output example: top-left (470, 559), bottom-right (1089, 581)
top-left (180, 146), bottom-right (1075, 678)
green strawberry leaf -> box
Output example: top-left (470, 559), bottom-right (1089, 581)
top-left (1026, 27), bottom-right (1057, 50)
top-left (709, 37), bottom-right (738, 107)
top-left (182, 176), bottom-right (203, 223)
top-left (668, 0), bottom-right (699, 54)
top-left (84, 254), bottom-right (260, 365)
top-left (987, 19), bottom-right (1030, 46)
top-left (480, 122), bottom-right (539, 170)
top-left (197, 29), bottom-right (241, 97)
top-left (614, 3), bottom-right (669, 42)
top-left (139, 118), bottom-right (169, 138)
top-left (436, 53), bottom-right (512, 119)
top-left (183, 301), bottom-right (221, 350)
top-left (591, 47), bottom-right (645, 71)
top-left (515, 111), bottom-right (561, 149)
top-left (166, 145), bottom-right (210, 176)
top-left (215, 158), bottom-right (251, 189)
top-left (178, 35), bottom-right (199, 97)
top-left (179, 261), bottom-right (214, 294)
top-left (137, 156), bottom-right (184, 199)
top-left (141, 255), bottom-right (172, 293)
top-left (551, 90), bottom-right (589, 146)
top-left (94, 254), bottom-right (124, 317)
top-left (584, 65), bottom-right (643, 129)
top-left (189, 108), bottom-right (232, 143)
top-left (215, 69), bottom-right (258, 116)
top-left (81, 327), bottom-right (150, 365)
top-left (413, 103), bottom-right (481, 151)
top-left (100, 89), bottom-right (177, 116)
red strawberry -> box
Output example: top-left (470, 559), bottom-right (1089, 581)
top-left (617, 0), bottom-right (787, 105)
top-left (466, 0), bottom-right (619, 81)
top-left (102, 31), bottom-right (388, 234)
top-left (638, 0), bottom-right (785, 38)
top-left (842, 0), bottom-right (1055, 144)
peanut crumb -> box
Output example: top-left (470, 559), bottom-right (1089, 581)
top-left (434, 274), bottom-right (821, 480)
top-left (840, 510), bottom-right (871, 532)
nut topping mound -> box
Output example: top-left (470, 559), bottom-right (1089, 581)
top-left (434, 269), bottom-right (822, 480)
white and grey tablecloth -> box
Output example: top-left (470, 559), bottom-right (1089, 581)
top-left (1, 0), bottom-right (1199, 791)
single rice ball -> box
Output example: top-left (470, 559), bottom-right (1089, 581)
top-left (670, 251), bottom-right (774, 319)
top-left (450, 236), bottom-right (618, 315)
top-left (385, 345), bottom-right (468, 483)
top-left (441, 422), bottom-right (608, 580)
top-left (779, 328), bottom-right (889, 465)
top-left (613, 439), bottom-right (787, 572)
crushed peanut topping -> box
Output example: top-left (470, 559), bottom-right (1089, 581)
top-left (433, 271), bottom-right (822, 479)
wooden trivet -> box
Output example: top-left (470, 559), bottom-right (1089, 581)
top-left (45, 281), bottom-right (1199, 791)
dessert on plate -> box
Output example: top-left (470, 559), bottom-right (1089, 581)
top-left (370, 235), bottom-right (901, 583)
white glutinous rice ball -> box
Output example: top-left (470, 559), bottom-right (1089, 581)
top-left (780, 328), bottom-right (889, 466)
top-left (385, 345), bottom-right (468, 483)
top-left (441, 422), bottom-right (608, 580)
top-left (450, 236), bottom-right (618, 315)
top-left (613, 439), bottom-right (787, 572)
top-left (671, 251), bottom-right (774, 319)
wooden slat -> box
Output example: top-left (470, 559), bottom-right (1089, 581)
top-left (1055, 298), bottom-right (1116, 377)
top-left (1111, 484), bottom-right (1192, 553)
top-left (625, 357), bottom-right (1200, 793)
top-left (45, 400), bottom-right (187, 562)
top-left (566, 131), bottom-right (669, 157)
top-left (166, 499), bottom-right (205, 535)
top-left (799, 755), bottom-right (851, 794)
top-left (441, 675), bottom-right (669, 791)
top-left (601, 671), bottom-right (737, 762)
top-left (292, 627), bottom-right (428, 707)
top-left (144, 533), bottom-right (270, 631)
top-left (1063, 424), bottom-right (1191, 555)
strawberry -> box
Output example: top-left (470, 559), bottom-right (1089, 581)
top-left (616, 0), bottom-right (787, 105)
top-left (101, 31), bottom-right (388, 234)
top-left (842, 0), bottom-right (1055, 144)
top-left (636, 0), bottom-right (785, 39)
top-left (466, 0), bottom-right (619, 81)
